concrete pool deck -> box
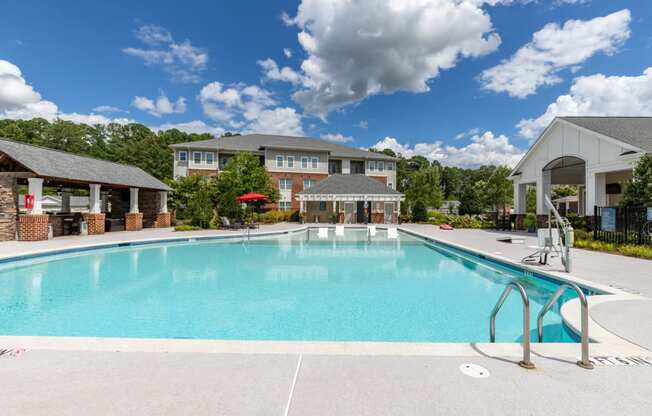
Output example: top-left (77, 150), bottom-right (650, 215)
top-left (1, 223), bottom-right (652, 415)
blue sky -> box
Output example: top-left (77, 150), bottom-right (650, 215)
top-left (1, 0), bottom-right (651, 167)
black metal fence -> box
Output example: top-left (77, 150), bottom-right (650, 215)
top-left (593, 206), bottom-right (652, 245)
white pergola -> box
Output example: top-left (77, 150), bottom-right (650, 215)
top-left (297, 193), bottom-right (403, 214)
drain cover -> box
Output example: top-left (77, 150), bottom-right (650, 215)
top-left (460, 363), bottom-right (490, 378)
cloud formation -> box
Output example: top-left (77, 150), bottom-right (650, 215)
top-left (480, 9), bottom-right (630, 98)
top-left (132, 93), bottom-right (186, 117)
top-left (123, 24), bottom-right (208, 83)
top-left (517, 67), bottom-right (652, 139)
top-left (321, 133), bottom-right (353, 143)
top-left (0, 59), bottom-right (131, 125)
top-left (272, 0), bottom-right (501, 118)
top-left (370, 131), bottom-right (524, 168)
top-left (151, 120), bottom-right (224, 136)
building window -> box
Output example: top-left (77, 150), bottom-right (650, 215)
top-left (205, 152), bottom-right (214, 165)
top-left (378, 161), bottom-right (384, 172)
top-left (388, 182), bottom-right (393, 189)
top-left (387, 162), bottom-right (394, 171)
top-left (368, 160), bottom-right (376, 171)
top-left (303, 179), bottom-right (315, 189)
top-left (279, 201), bottom-right (292, 211)
top-left (319, 201), bottom-right (327, 211)
top-left (301, 157), bottom-right (309, 169)
top-left (311, 157), bottom-right (318, 169)
top-left (193, 152), bottom-right (202, 164)
top-left (287, 156), bottom-right (294, 168)
top-left (279, 178), bottom-right (293, 190)
top-left (178, 151), bottom-right (187, 162)
top-left (276, 155), bottom-right (284, 168)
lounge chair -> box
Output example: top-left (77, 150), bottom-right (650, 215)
top-left (318, 227), bottom-right (329, 239)
top-left (335, 225), bottom-right (344, 236)
top-left (387, 227), bottom-right (398, 239)
top-left (220, 216), bottom-right (245, 230)
top-left (367, 225), bottom-right (377, 237)
top-left (523, 228), bottom-right (559, 265)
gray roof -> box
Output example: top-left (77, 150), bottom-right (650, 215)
top-left (297, 174), bottom-right (402, 195)
top-left (0, 139), bottom-right (171, 191)
top-left (170, 134), bottom-right (398, 160)
top-left (560, 117), bottom-right (652, 152)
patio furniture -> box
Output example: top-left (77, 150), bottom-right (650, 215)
top-left (367, 225), bottom-right (377, 237)
top-left (335, 225), bottom-right (344, 236)
top-left (220, 216), bottom-right (245, 230)
top-left (387, 227), bottom-right (398, 239)
top-left (317, 227), bottom-right (329, 239)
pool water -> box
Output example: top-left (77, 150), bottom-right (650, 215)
top-left (0, 229), bottom-right (580, 342)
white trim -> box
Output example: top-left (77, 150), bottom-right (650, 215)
top-left (311, 156), bottom-right (318, 169)
top-left (178, 150), bottom-right (187, 162)
top-left (297, 194), bottom-right (404, 202)
top-left (204, 152), bottom-right (215, 165)
top-left (287, 155), bottom-right (294, 168)
top-left (276, 154), bottom-right (284, 168)
top-left (192, 151), bottom-right (202, 165)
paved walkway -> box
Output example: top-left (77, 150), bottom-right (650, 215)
top-left (1, 349), bottom-right (651, 415)
top-left (401, 224), bottom-right (652, 352)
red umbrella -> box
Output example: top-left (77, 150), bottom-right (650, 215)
top-left (236, 192), bottom-right (268, 203)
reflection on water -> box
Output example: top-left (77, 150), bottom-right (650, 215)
top-left (0, 230), bottom-right (578, 342)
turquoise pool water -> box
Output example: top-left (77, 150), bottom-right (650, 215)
top-left (0, 229), bottom-right (581, 342)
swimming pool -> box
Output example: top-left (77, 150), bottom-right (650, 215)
top-left (0, 228), bottom-right (587, 343)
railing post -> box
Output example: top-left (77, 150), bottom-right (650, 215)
top-left (593, 205), bottom-right (598, 240)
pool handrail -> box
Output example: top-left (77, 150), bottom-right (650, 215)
top-left (489, 281), bottom-right (535, 369)
top-left (537, 283), bottom-right (593, 369)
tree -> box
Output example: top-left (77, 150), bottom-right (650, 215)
top-left (526, 186), bottom-right (536, 213)
top-left (622, 154), bottom-right (652, 207)
top-left (404, 166), bottom-right (442, 210)
top-left (411, 200), bottom-right (427, 222)
top-left (441, 166), bottom-right (464, 200)
top-left (459, 181), bottom-right (486, 215)
top-left (215, 152), bottom-right (278, 219)
top-left (486, 166), bottom-right (513, 215)
top-left (552, 185), bottom-right (577, 200)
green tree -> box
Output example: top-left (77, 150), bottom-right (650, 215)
top-left (441, 166), bottom-right (464, 200)
top-left (459, 181), bottom-right (487, 215)
top-left (526, 186), bottom-right (537, 213)
top-left (622, 154), bottom-right (652, 207)
top-left (552, 185), bottom-right (577, 200)
top-left (404, 166), bottom-right (442, 210)
top-left (486, 166), bottom-right (513, 215)
top-left (411, 200), bottom-right (427, 222)
top-left (215, 152), bottom-right (278, 219)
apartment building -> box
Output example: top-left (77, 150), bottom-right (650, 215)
top-left (170, 134), bottom-right (399, 215)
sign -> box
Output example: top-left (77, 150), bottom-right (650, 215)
top-left (24, 194), bottom-right (34, 210)
top-left (601, 207), bottom-right (616, 232)
top-left (589, 356), bottom-right (652, 366)
top-left (647, 207), bottom-right (652, 221)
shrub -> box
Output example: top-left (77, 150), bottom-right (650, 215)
top-left (572, 228), bottom-right (590, 241)
top-left (174, 224), bottom-right (201, 232)
top-left (573, 237), bottom-right (652, 260)
top-left (524, 213), bottom-right (537, 230)
top-left (253, 210), bottom-right (300, 224)
top-left (426, 214), bottom-right (494, 229)
top-left (566, 212), bottom-right (587, 231)
top-left (412, 200), bottom-right (428, 222)
top-left (427, 210), bottom-right (447, 224)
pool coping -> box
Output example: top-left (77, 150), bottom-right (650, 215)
top-left (0, 224), bottom-right (648, 359)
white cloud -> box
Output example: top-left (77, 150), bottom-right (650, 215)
top-left (134, 24), bottom-right (173, 45)
top-left (370, 131), bottom-right (525, 168)
top-left (518, 67), bottom-right (652, 139)
top-left (480, 9), bottom-right (630, 98)
top-left (321, 133), bottom-right (353, 143)
top-left (455, 127), bottom-right (481, 140)
top-left (243, 107), bottom-right (304, 136)
top-left (258, 58), bottom-right (303, 85)
top-left (277, 0), bottom-right (501, 117)
top-left (283, 48), bottom-right (293, 58)
top-left (93, 105), bottom-right (125, 114)
top-left (0, 59), bottom-right (132, 125)
top-left (151, 120), bottom-right (224, 136)
top-left (123, 24), bottom-right (208, 83)
top-left (132, 94), bottom-right (186, 117)
top-left (357, 120), bottom-right (368, 129)
top-left (199, 81), bottom-right (304, 136)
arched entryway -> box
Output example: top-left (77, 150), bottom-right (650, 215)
top-left (542, 156), bottom-right (586, 216)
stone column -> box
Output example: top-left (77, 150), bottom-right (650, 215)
top-left (585, 171), bottom-right (606, 216)
top-left (125, 187), bottom-right (143, 231)
top-left (155, 191), bottom-right (171, 228)
top-left (0, 176), bottom-right (18, 241)
top-left (83, 184), bottom-right (105, 235)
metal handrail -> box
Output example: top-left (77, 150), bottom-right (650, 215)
top-left (537, 283), bottom-right (593, 369)
top-left (544, 195), bottom-right (572, 272)
top-left (490, 281), bottom-right (535, 369)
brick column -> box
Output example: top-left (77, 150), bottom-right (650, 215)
top-left (83, 213), bottom-right (106, 235)
top-left (155, 212), bottom-right (171, 228)
top-left (19, 214), bottom-right (49, 241)
top-left (125, 212), bottom-right (143, 231)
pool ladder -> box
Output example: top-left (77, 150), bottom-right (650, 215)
top-left (490, 281), bottom-right (593, 370)
top-left (537, 283), bottom-right (593, 369)
top-left (489, 281), bottom-right (535, 369)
